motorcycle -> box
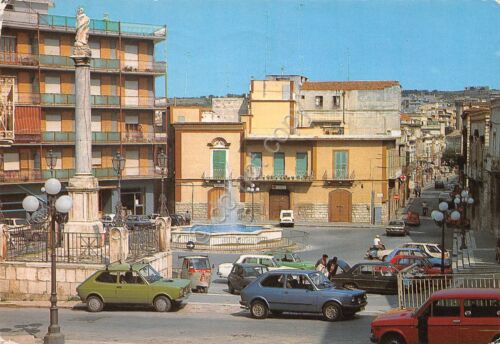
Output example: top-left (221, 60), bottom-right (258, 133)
top-left (364, 244), bottom-right (386, 260)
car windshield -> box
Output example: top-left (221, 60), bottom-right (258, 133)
top-left (389, 221), bottom-right (404, 225)
top-left (308, 272), bottom-right (333, 289)
top-left (138, 264), bottom-right (161, 283)
top-left (282, 212), bottom-right (292, 217)
top-left (191, 258), bottom-right (210, 269)
top-left (15, 219), bottom-right (28, 225)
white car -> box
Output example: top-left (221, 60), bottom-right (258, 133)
top-left (401, 242), bottom-right (450, 259)
top-left (217, 254), bottom-right (293, 279)
top-left (280, 210), bottom-right (294, 227)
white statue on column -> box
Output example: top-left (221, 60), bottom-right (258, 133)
top-left (73, 7), bottom-right (91, 57)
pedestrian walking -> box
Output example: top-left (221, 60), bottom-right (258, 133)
top-left (422, 201), bottom-right (428, 216)
top-left (185, 210), bottom-right (191, 225)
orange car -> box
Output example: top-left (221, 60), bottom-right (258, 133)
top-left (404, 211), bottom-right (420, 226)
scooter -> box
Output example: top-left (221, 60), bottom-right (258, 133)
top-left (364, 244), bottom-right (386, 260)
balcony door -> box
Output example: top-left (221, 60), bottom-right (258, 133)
top-left (125, 149), bottom-right (139, 176)
top-left (124, 80), bottom-right (138, 106)
top-left (124, 44), bottom-right (139, 69)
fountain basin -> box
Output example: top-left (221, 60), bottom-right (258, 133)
top-left (171, 224), bottom-right (283, 247)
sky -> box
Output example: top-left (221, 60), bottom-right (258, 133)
top-left (52, 0), bottom-right (500, 97)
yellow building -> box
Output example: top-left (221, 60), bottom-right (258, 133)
top-left (0, 0), bottom-right (167, 216)
top-left (171, 76), bottom-right (404, 224)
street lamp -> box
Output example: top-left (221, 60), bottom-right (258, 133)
top-left (156, 149), bottom-right (168, 217)
top-left (112, 152), bottom-right (126, 226)
top-left (45, 149), bottom-right (57, 178)
top-left (454, 190), bottom-right (474, 250)
top-left (246, 183), bottom-right (259, 222)
top-left (23, 178), bottom-right (72, 344)
top-left (431, 201), bottom-right (460, 274)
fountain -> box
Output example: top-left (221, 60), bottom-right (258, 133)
top-left (171, 168), bottom-right (283, 249)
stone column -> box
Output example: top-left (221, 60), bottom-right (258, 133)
top-left (64, 33), bottom-right (103, 236)
top-left (109, 227), bottom-right (129, 263)
top-left (156, 217), bottom-right (171, 252)
top-left (0, 224), bottom-right (7, 261)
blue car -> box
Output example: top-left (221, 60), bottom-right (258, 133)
top-left (239, 269), bottom-right (367, 321)
top-left (383, 247), bottom-right (451, 267)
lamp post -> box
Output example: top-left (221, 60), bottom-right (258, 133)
top-left (454, 190), bottom-right (474, 250)
top-left (431, 201), bottom-right (460, 274)
top-left (23, 178), bottom-right (72, 344)
top-left (246, 183), bottom-right (259, 222)
top-left (156, 149), bottom-right (168, 217)
top-left (112, 152), bottom-right (126, 226)
top-left (46, 149), bottom-right (57, 178)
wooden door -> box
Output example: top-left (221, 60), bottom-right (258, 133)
top-left (328, 189), bottom-right (352, 222)
top-left (269, 190), bottom-right (290, 221)
top-left (208, 188), bottom-right (225, 220)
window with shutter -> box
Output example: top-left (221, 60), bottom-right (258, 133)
top-left (334, 151), bottom-right (348, 179)
top-left (45, 114), bottom-right (61, 132)
top-left (44, 38), bottom-right (60, 55)
top-left (251, 152), bottom-right (262, 178)
top-left (3, 152), bottom-right (20, 171)
top-left (274, 152), bottom-right (285, 177)
top-left (296, 152), bottom-right (307, 177)
top-left (212, 150), bottom-right (226, 179)
top-left (91, 114), bottom-right (101, 132)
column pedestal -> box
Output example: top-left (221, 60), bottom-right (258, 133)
top-left (64, 175), bottom-right (103, 235)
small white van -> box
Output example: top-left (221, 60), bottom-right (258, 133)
top-left (279, 210), bottom-right (294, 227)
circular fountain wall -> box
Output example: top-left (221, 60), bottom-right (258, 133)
top-left (171, 224), bottom-right (283, 248)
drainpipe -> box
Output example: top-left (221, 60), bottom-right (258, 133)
top-left (342, 91), bottom-right (346, 125)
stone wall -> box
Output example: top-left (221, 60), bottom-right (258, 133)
top-left (175, 202), bottom-right (208, 221)
top-left (352, 203), bottom-right (371, 223)
top-left (295, 203), bottom-right (328, 222)
top-left (0, 261), bottom-right (103, 301)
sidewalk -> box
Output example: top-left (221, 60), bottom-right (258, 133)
top-left (452, 228), bottom-right (500, 272)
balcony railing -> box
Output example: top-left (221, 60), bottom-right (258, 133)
top-left (92, 131), bottom-right (120, 142)
top-left (202, 169), bottom-right (227, 180)
top-left (0, 170), bottom-right (42, 183)
top-left (323, 169), bottom-right (355, 181)
top-left (38, 14), bottom-right (166, 39)
top-left (0, 51), bottom-right (38, 66)
top-left (122, 96), bottom-right (155, 108)
top-left (246, 172), bottom-right (314, 182)
top-left (17, 93), bottom-right (41, 105)
top-left (41, 93), bottom-right (75, 106)
top-left (122, 60), bottom-right (166, 73)
top-left (91, 58), bottom-right (120, 71)
top-left (39, 54), bottom-right (73, 68)
top-left (42, 131), bottom-right (75, 143)
top-left (91, 95), bottom-right (120, 107)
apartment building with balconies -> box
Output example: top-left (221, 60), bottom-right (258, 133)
top-left (0, 0), bottom-right (167, 216)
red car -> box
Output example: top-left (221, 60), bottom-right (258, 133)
top-left (404, 211), bottom-right (420, 226)
top-left (370, 288), bottom-right (500, 344)
top-left (389, 255), bottom-right (452, 275)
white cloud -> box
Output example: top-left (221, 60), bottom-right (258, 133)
top-left (496, 0), bottom-right (500, 5)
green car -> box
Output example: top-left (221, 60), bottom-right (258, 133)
top-left (265, 251), bottom-right (315, 270)
top-left (76, 263), bottom-right (191, 313)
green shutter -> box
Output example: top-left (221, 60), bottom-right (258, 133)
top-left (334, 151), bottom-right (348, 179)
top-left (251, 152), bottom-right (262, 177)
top-left (274, 153), bottom-right (285, 176)
top-left (296, 152), bottom-right (307, 177)
top-left (212, 150), bottom-right (226, 178)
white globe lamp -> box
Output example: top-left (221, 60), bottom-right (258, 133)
top-left (438, 201), bottom-right (449, 212)
top-left (450, 211), bottom-right (461, 221)
top-left (44, 178), bottom-right (62, 195)
top-left (22, 195), bottom-right (40, 212)
top-left (55, 195), bottom-right (73, 214)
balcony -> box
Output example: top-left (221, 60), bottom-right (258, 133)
top-left (0, 170), bottom-right (42, 183)
top-left (122, 60), bottom-right (166, 74)
top-left (244, 170), bottom-right (314, 183)
top-left (16, 93), bottom-right (41, 105)
top-left (41, 93), bottom-right (75, 106)
top-left (39, 54), bottom-right (73, 68)
top-left (42, 131), bottom-right (75, 143)
top-left (122, 96), bottom-right (155, 108)
top-left (92, 95), bottom-right (120, 107)
top-left (37, 14), bottom-right (166, 39)
top-left (202, 169), bottom-right (228, 181)
top-left (91, 58), bottom-right (120, 71)
top-left (0, 51), bottom-right (38, 67)
top-left (323, 169), bottom-right (355, 185)
top-left (92, 132), bottom-right (120, 143)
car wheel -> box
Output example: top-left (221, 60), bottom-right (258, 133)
top-left (228, 282), bottom-right (235, 294)
top-left (250, 300), bottom-right (268, 319)
top-left (86, 295), bottom-right (104, 313)
top-left (153, 295), bottom-right (172, 312)
top-left (322, 302), bottom-right (342, 321)
top-left (381, 333), bottom-right (406, 344)
top-left (343, 283), bottom-right (357, 290)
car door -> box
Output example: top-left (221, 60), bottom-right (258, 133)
top-left (259, 273), bottom-right (286, 311)
top-left (281, 273), bottom-right (316, 312)
top-left (427, 298), bottom-right (461, 344)
top-left (373, 266), bottom-right (398, 293)
top-left (115, 271), bottom-right (149, 304)
top-left (229, 265), bottom-right (244, 290)
top-left (93, 270), bottom-right (120, 303)
top-left (350, 265), bottom-right (373, 290)
top-left (460, 298), bottom-right (500, 344)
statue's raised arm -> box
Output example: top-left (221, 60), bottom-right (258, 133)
top-left (75, 7), bottom-right (90, 47)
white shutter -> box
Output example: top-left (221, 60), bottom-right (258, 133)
top-left (92, 150), bottom-right (102, 166)
top-left (45, 76), bottom-right (60, 94)
top-left (91, 114), bottom-right (101, 132)
top-left (124, 80), bottom-right (139, 106)
top-left (3, 152), bottom-right (20, 171)
top-left (89, 40), bottom-right (101, 58)
top-left (90, 78), bottom-right (101, 96)
top-left (124, 44), bottom-right (138, 69)
top-left (46, 114), bottom-right (61, 132)
top-left (125, 149), bottom-right (139, 176)
top-left (44, 38), bottom-right (60, 55)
